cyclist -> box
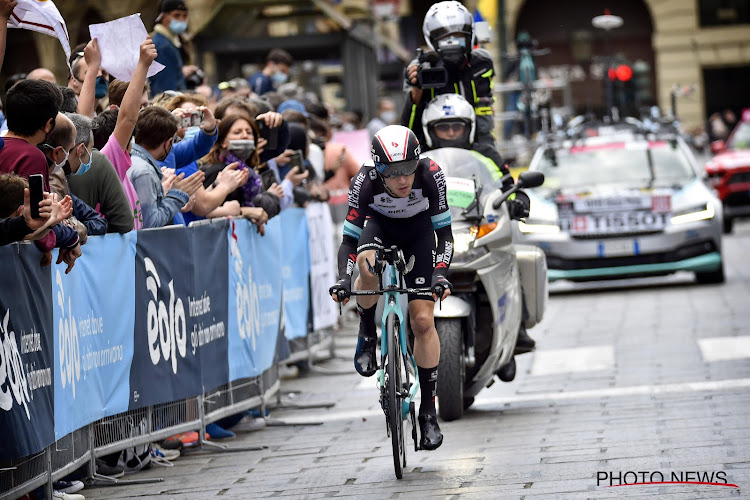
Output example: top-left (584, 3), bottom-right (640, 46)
top-left (402, 1), bottom-right (512, 184)
top-left (421, 94), bottom-right (536, 352)
top-left (329, 125), bottom-right (453, 450)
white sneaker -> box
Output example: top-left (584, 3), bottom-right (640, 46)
top-left (150, 443), bottom-right (180, 466)
top-left (52, 491), bottom-right (85, 500)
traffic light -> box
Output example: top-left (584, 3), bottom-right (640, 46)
top-left (608, 64), bottom-right (632, 82)
top-left (632, 60), bottom-right (653, 108)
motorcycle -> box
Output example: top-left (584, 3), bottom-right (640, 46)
top-left (421, 148), bottom-right (547, 421)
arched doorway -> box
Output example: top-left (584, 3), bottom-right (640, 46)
top-left (514, 0), bottom-right (655, 118)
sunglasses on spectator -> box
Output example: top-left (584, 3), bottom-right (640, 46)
top-left (434, 122), bottom-right (466, 133)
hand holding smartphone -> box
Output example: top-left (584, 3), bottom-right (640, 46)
top-left (29, 174), bottom-right (44, 219)
top-left (258, 121), bottom-right (279, 150)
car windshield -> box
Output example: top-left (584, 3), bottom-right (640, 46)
top-left (727, 122), bottom-right (750, 150)
top-left (535, 140), bottom-right (696, 193)
top-left (421, 147), bottom-right (505, 219)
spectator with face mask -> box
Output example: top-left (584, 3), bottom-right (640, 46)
top-left (0, 79), bottom-right (78, 256)
top-left (366, 97), bottom-right (397, 139)
top-left (68, 38), bottom-right (110, 118)
top-left (150, 0), bottom-right (195, 95)
top-left (248, 48), bottom-right (293, 97)
top-left (41, 112), bottom-right (107, 242)
top-left (129, 107), bottom-right (205, 228)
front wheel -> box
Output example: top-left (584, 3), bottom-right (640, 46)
top-left (436, 318), bottom-right (465, 421)
top-left (386, 312), bottom-right (405, 479)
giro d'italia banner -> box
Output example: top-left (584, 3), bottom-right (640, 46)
top-left (227, 218), bottom-right (283, 381)
top-left (0, 243), bottom-right (55, 460)
top-left (52, 233), bottom-right (136, 439)
top-left (280, 208), bottom-right (310, 340)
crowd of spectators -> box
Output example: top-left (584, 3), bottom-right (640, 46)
top-left (0, 0), bottom-right (383, 497)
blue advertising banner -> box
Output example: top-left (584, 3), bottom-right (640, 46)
top-left (189, 220), bottom-right (229, 392)
top-left (280, 208), bottom-right (310, 340)
top-left (227, 219), bottom-right (282, 381)
top-left (130, 226), bottom-right (201, 409)
top-left (0, 244), bottom-right (54, 460)
top-left (52, 233), bottom-right (136, 439)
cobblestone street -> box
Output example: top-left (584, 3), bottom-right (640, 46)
top-left (84, 222), bottom-right (750, 499)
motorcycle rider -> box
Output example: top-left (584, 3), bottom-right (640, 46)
top-left (422, 93), bottom-right (536, 353)
top-left (402, 1), bottom-right (512, 187)
top-left (329, 125), bottom-right (453, 450)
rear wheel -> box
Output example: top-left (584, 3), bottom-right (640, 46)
top-left (386, 313), bottom-right (404, 479)
top-left (436, 318), bottom-right (465, 421)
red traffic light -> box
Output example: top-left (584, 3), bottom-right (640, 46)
top-left (609, 64), bottom-right (633, 82)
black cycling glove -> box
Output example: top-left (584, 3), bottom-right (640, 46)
top-left (508, 191), bottom-right (530, 220)
top-left (329, 277), bottom-right (352, 301)
top-left (431, 272), bottom-right (453, 299)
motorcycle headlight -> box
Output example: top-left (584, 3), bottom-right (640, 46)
top-left (453, 231), bottom-right (475, 254)
top-left (670, 203), bottom-right (714, 225)
top-left (452, 223), bottom-right (494, 263)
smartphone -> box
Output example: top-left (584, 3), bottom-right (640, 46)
top-left (258, 121), bottom-right (279, 150)
top-left (181, 110), bottom-right (204, 128)
top-left (29, 174), bottom-right (44, 219)
top-left (288, 150), bottom-right (304, 173)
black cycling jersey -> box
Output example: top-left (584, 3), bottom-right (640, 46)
top-left (337, 158), bottom-right (454, 288)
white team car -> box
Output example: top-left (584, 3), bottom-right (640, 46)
top-left (516, 125), bottom-right (725, 283)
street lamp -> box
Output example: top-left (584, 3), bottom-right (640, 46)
top-left (592, 10), bottom-right (623, 119)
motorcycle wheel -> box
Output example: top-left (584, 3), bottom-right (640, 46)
top-left (436, 318), bottom-right (465, 421)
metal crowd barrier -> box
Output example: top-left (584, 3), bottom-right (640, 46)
top-left (1, 369), bottom-right (280, 500)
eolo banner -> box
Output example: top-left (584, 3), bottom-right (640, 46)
top-left (0, 210), bottom-right (315, 460)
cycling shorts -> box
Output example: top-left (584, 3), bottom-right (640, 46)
top-left (356, 213), bottom-right (435, 302)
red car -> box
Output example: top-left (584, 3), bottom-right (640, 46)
top-left (705, 108), bottom-right (750, 233)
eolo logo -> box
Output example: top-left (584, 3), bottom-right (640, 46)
top-left (144, 258), bottom-right (187, 374)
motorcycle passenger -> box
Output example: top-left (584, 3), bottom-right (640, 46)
top-left (422, 94), bottom-right (537, 353)
top-left (329, 125), bottom-right (453, 450)
top-left (402, 1), bottom-right (512, 185)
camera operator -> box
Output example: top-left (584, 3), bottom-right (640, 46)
top-left (402, 1), bottom-right (511, 185)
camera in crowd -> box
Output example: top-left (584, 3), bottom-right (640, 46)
top-left (180, 109), bottom-right (204, 129)
top-left (412, 48), bottom-right (448, 90)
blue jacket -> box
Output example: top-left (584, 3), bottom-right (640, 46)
top-left (150, 30), bottom-right (185, 95)
top-left (248, 71), bottom-right (273, 96)
top-left (158, 128), bottom-right (217, 170)
top-left (129, 144), bottom-right (189, 228)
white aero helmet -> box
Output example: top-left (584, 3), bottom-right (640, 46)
top-left (422, 93), bottom-right (476, 149)
top-left (371, 125), bottom-right (421, 178)
top-left (423, 1), bottom-right (474, 62)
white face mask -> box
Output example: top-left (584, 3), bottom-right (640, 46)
top-left (53, 147), bottom-right (69, 173)
top-left (380, 110), bottom-right (396, 124)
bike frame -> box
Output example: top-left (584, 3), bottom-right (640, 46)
top-left (376, 263), bottom-right (420, 420)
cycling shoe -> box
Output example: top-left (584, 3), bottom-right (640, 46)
top-left (418, 414), bottom-right (443, 450)
top-left (354, 335), bottom-right (377, 377)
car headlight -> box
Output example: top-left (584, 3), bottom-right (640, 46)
top-left (670, 203), bottom-right (714, 225)
top-left (518, 220), bottom-right (560, 234)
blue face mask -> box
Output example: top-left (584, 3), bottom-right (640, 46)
top-left (74, 145), bottom-right (92, 176)
top-left (169, 19), bottom-right (188, 35)
top-left (95, 76), bottom-right (108, 99)
top-left (183, 126), bottom-right (201, 141)
top-left (271, 71), bottom-right (288, 86)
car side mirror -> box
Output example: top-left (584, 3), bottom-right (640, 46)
top-left (517, 170), bottom-right (545, 189)
top-left (710, 140), bottom-right (726, 155)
